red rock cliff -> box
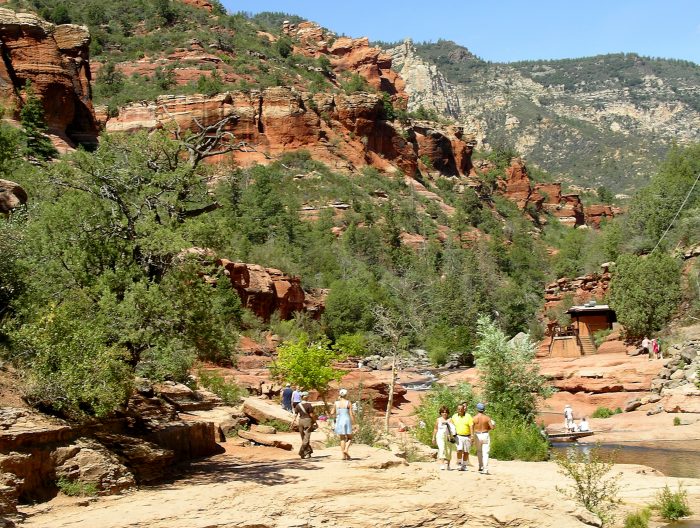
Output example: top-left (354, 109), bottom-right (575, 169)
top-left (104, 88), bottom-right (474, 179)
top-left (0, 8), bottom-right (98, 149)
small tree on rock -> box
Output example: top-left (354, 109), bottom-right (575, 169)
top-left (20, 83), bottom-right (58, 161)
top-left (271, 333), bottom-right (346, 408)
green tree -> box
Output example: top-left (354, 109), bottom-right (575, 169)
top-left (597, 185), bottom-right (615, 204)
top-left (608, 253), bottom-right (682, 338)
top-left (473, 315), bottom-right (552, 421)
top-left (20, 83), bottom-right (58, 160)
top-left (275, 36), bottom-right (293, 58)
top-left (11, 292), bottom-right (133, 418)
top-left (323, 278), bottom-right (378, 338)
top-left (270, 333), bottom-right (346, 406)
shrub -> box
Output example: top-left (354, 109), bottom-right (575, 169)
top-left (673, 416), bottom-right (681, 426)
top-left (56, 478), bottom-right (98, 497)
top-left (260, 418), bottom-right (292, 432)
top-left (623, 508), bottom-right (651, 528)
top-left (654, 484), bottom-right (692, 521)
top-left (489, 415), bottom-right (549, 461)
top-left (473, 316), bottom-right (552, 422)
top-left (593, 328), bottom-right (612, 347)
top-left (197, 369), bottom-right (244, 405)
top-left (352, 398), bottom-right (382, 446)
top-left (592, 407), bottom-right (622, 419)
top-left (555, 445), bottom-right (622, 526)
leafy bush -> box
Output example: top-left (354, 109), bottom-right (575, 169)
top-left (555, 445), bottom-right (622, 526)
top-left (654, 484), bottom-right (692, 521)
top-left (591, 407), bottom-right (622, 419)
top-left (341, 73), bottom-right (371, 94)
top-left (56, 478), bottom-right (98, 497)
top-left (260, 418), bottom-right (292, 432)
top-left (197, 369), bottom-right (244, 405)
top-left (673, 416), bottom-right (681, 426)
top-left (11, 294), bottom-right (133, 418)
top-left (623, 508), bottom-right (651, 528)
top-left (473, 316), bottom-right (552, 422)
top-left (352, 398), bottom-right (382, 446)
top-left (489, 415), bottom-right (549, 461)
top-left (593, 328), bottom-right (613, 347)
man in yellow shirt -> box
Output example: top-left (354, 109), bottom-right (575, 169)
top-left (451, 403), bottom-right (474, 471)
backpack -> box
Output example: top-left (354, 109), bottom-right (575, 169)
top-left (443, 420), bottom-right (456, 443)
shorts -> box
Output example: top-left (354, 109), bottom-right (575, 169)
top-left (456, 435), bottom-right (471, 451)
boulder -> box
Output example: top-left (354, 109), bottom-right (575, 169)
top-left (0, 179), bottom-right (27, 214)
top-left (670, 370), bottom-right (686, 381)
top-left (624, 399), bottom-right (642, 412)
top-left (154, 382), bottom-right (222, 412)
top-left (680, 347), bottom-right (698, 364)
top-left (53, 439), bottom-right (135, 495)
top-left (237, 430), bottom-right (292, 450)
top-left (94, 433), bottom-right (175, 483)
top-left (242, 398), bottom-right (294, 427)
top-left (661, 383), bottom-right (700, 413)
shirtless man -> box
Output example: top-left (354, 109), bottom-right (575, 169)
top-left (472, 402), bottom-right (495, 475)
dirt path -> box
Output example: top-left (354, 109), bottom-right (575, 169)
top-left (17, 443), bottom-right (700, 528)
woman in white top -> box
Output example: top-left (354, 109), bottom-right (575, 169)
top-left (432, 405), bottom-right (456, 470)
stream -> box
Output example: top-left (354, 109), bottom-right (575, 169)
top-left (550, 440), bottom-right (700, 479)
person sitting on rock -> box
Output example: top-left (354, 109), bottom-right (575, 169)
top-left (578, 417), bottom-right (590, 432)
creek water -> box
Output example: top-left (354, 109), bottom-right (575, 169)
top-left (550, 440), bottom-right (700, 479)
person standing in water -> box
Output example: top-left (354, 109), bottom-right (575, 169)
top-left (332, 388), bottom-right (355, 460)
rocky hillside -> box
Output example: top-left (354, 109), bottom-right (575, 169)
top-left (388, 39), bottom-right (700, 192)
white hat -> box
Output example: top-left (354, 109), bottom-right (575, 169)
top-left (339, 388), bottom-right (348, 397)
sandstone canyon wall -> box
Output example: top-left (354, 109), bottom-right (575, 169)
top-left (0, 8), bottom-right (99, 150)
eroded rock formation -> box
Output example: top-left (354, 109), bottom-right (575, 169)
top-left (104, 88), bottom-right (474, 179)
top-left (217, 259), bottom-right (326, 322)
top-left (0, 8), bottom-right (98, 149)
top-left (0, 389), bottom-right (220, 513)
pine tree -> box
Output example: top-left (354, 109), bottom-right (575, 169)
top-left (20, 83), bottom-right (58, 160)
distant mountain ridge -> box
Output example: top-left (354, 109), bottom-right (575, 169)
top-left (388, 39), bottom-right (700, 191)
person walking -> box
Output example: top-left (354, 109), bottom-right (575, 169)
top-left (432, 406), bottom-right (455, 470)
top-left (291, 386), bottom-right (302, 414)
top-left (473, 402), bottom-right (494, 475)
top-left (564, 404), bottom-right (575, 432)
top-left (656, 337), bottom-right (663, 360)
top-left (281, 383), bottom-right (293, 412)
top-left (452, 404), bottom-right (474, 471)
top-left (652, 338), bottom-right (660, 360)
top-left (332, 388), bottom-right (355, 460)
top-left (642, 336), bottom-right (651, 360)
top-left (292, 392), bottom-right (316, 459)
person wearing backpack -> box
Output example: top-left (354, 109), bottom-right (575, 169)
top-left (432, 405), bottom-right (456, 470)
top-left (291, 392), bottom-right (316, 459)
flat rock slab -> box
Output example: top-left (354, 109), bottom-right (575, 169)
top-left (242, 398), bottom-right (294, 426)
top-left (237, 430), bottom-right (292, 450)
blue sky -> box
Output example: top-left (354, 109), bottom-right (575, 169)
top-left (221, 0), bottom-right (700, 64)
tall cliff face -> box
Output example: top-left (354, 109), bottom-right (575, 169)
top-left (0, 8), bottom-right (99, 149)
top-left (389, 40), bottom-right (700, 191)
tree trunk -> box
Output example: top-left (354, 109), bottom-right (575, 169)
top-left (384, 354), bottom-right (397, 433)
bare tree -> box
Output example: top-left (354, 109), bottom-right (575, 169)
top-left (371, 275), bottom-right (431, 433)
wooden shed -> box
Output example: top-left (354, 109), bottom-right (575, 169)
top-left (548, 302), bottom-right (616, 357)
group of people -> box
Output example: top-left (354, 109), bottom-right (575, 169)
top-left (282, 383), bottom-right (355, 460)
top-left (564, 404), bottom-right (590, 433)
top-left (641, 336), bottom-right (663, 360)
top-left (432, 402), bottom-right (495, 474)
